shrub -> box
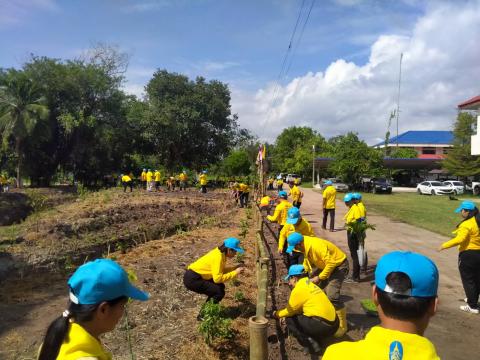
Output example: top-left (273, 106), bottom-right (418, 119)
top-left (198, 300), bottom-right (234, 345)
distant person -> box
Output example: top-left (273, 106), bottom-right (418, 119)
top-left (286, 232), bottom-right (349, 337)
top-left (268, 177), bottom-right (274, 190)
top-left (199, 171), bottom-right (208, 193)
top-left (184, 238), bottom-right (245, 317)
top-left (274, 265), bottom-right (339, 355)
top-left (179, 171), bottom-right (188, 190)
top-left (343, 193), bottom-right (362, 283)
top-left (0, 173), bottom-right (6, 193)
top-left (276, 177), bottom-right (284, 191)
top-left (267, 190), bottom-right (292, 237)
top-left (278, 207), bottom-right (314, 266)
top-left (439, 200), bottom-right (480, 314)
top-left (121, 173), bottom-right (133, 192)
top-left (323, 251), bottom-right (440, 359)
top-left (140, 168), bottom-right (147, 189)
top-left (146, 169), bottom-right (154, 192)
top-left (154, 170), bottom-right (161, 191)
top-left (322, 180), bottom-right (336, 231)
top-left (352, 192), bottom-right (368, 273)
top-left (289, 179), bottom-right (304, 209)
top-left (37, 259), bottom-right (148, 360)
top-left (238, 182), bottom-right (250, 208)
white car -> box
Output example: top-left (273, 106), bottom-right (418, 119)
top-left (417, 181), bottom-right (454, 195)
top-left (442, 181), bottom-right (465, 195)
top-left (286, 173), bottom-right (301, 184)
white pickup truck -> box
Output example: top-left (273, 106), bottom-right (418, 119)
top-left (472, 182), bottom-right (480, 195)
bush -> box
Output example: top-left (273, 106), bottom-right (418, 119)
top-left (198, 300), bottom-right (234, 345)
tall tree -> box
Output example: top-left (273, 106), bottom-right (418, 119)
top-left (443, 112), bottom-right (480, 177)
top-left (0, 69), bottom-right (49, 187)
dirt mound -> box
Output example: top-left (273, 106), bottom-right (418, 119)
top-left (0, 193), bottom-right (32, 226)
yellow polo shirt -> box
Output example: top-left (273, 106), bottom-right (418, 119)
top-left (323, 186), bottom-right (336, 209)
top-left (154, 171), bottom-right (161, 181)
top-left (278, 218), bottom-right (314, 252)
top-left (323, 326), bottom-right (439, 360)
top-left (188, 248), bottom-right (237, 283)
top-left (121, 175), bottom-right (132, 183)
top-left (289, 185), bottom-right (302, 202)
top-left (357, 202), bottom-right (367, 218)
top-left (344, 204), bottom-right (361, 224)
top-left (146, 171), bottom-right (153, 182)
top-left (277, 277), bottom-right (336, 321)
top-left (56, 322), bottom-right (112, 360)
top-left (267, 200), bottom-right (293, 226)
top-left (199, 174), bottom-right (207, 185)
top-left (302, 236), bottom-right (346, 280)
top-left (441, 216), bottom-right (480, 252)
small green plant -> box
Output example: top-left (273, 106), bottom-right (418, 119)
top-left (76, 183), bottom-right (90, 199)
top-left (245, 207), bottom-right (252, 220)
top-left (238, 219), bottom-right (249, 239)
top-left (234, 291), bottom-right (245, 302)
top-left (235, 252), bottom-right (245, 263)
top-left (346, 221), bottom-right (376, 235)
top-left (198, 300), bottom-right (234, 345)
top-left (231, 278), bottom-right (240, 287)
top-left (200, 216), bottom-right (217, 226)
top-left (63, 256), bottom-right (75, 273)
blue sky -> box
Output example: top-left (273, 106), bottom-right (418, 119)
top-left (1, 0), bottom-right (479, 143)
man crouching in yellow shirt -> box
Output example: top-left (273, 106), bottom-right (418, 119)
top-left (274, 264), bottom-right (339, 355)
top-left (323, 251), bottom-right (440, 360)
top-left (184, 237), bottom-right (245, 319)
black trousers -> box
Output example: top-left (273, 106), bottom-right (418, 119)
top-left (183, 269), bottom-right (225, 303)
top-left (201, 185), bottom-right (207, 193)
top-left (322, 208), bottom-right (335, 230)
top-left (155, 181), bottom-right (161, 190)
top-left (347, 231), bottom-right (360, 281)
top-left (293, 201), bottom-right (302, 209)
top-left (239, 192), bottom-right (249, 207)
top-left (286, 314), bottom-right (339, 347)
top-left (122, 181), bottom-right (133, 192)
top-left (459, 250), bottom-right (480, 309)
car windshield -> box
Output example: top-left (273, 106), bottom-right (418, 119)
top-left (453, 181), bottom-right (463, 186)
top-left (375, 178), bottom-right (388, 183)
top-left (431, 181), bottom-right (443, 186)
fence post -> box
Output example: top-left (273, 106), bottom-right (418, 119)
top-left (249, 315), bottom-right (269, 360)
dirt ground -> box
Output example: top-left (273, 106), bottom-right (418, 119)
top-left (0, 188), bottom-right (258, 360)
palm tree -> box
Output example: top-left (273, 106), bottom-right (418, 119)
top-left (0, 69), bottom-right (49, 188)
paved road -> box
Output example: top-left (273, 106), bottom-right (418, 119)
top-left (293, 186), bottom-right (479, 360)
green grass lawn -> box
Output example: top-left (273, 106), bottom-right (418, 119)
top-left (340, 192), bottom-right (470, 238)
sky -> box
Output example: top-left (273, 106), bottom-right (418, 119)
top-left (1, 0), bottom-right (479, 144)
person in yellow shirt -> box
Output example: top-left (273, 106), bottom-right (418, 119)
top-left (279, 207), bottom-right (314, 266)
top-left (267, 177), bottom-right (274, 190)
top-left (238, 182), bottom-right (250, 208)
top-left (154, 170), bottom-right (161, 191)
top-left (343, 193), bottom-right (362, 283)
top-left (0, 174), bottom-right (6, 193)
top-left (146, 169), bottom-right (154, 191)
top-left (179, 171), bottom-right (188, 190)
top-left (121, 173), bottom-right (133, 193)
top-left (286, 232), bottom-right (349, 337)
top-left (38, 259), bottom-right (149, 360)
top-left (273, 265), bottom-right (339, 355)
top-left (267, 191), bottom-right (292, 236)
top-left (199, 171), bottom-right (208, 193)
top-left (352, 192), bottom-right (368, 273)
top-left (276, 177), bottom-right (284, 191)
top-left (322, 180), bottom-right (336, 231)
top-left (289, 179), bottom-right (304, 209)
top-left (323, 251), bottom-right (440, 360)
top-left (184, 238), bottom-right (245, 317)
top-left (439, 200), bottom-right (480, 314)
top-left (140, 168), bottom-right (147, 190)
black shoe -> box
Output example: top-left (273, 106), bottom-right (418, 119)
top-left (303, 337), bottom-right (322, 355)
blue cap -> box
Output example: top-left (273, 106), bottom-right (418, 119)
top-left (286, 207), bottom-right (300, 225)
top-left (278, 190), bottom-right (288, 199)
top-left (375, 251), bottom-right (439, 298)
top-left (286, 232), bottom-right (304, 254)
top-left (224, 237), bottom-right (245, 254)
top-left (68, 259), bottom-right (149, 305)
top-left (455, 200), bottom-right (476, 213)
top-left (325, 180), bottom-right (333, 185)
top-left (284, 264), bottom-right (306, 281)
top-left (352, 192), bottom-right (362, 200)
top-left (343, 193), bottom-right (353, 202)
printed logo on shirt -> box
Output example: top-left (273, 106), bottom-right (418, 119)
top-left (389, 341), bottom-right (403, 360)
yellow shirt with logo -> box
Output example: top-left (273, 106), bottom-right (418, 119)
top-left (267, 200), bottom-right (293, 226)
top-left (289, 185), bottom-right (303, 202)
top-left (441, 216), bottom-right (480, 252)
top-left (199, 174), bottom-right (207, 186)
top-left (344, 204), bottom-right (361, 224)
top-left (323, 186), bottom-right (336, 209)
top-left (146, 171), bottom-right (153, 182)
top-left (56, 322), bottom-right (112, 360)
top-left (323, 326), bottom-right (439, 360)
top-left (278, 218), bottom-right (314, 252)
top-left (302, 236), bottom-right (346, 280)
top-left (357, 202), bottom-right (367, 218)
top-left (188, 248), bottom-right (237, 283)
top-left (154, 171), bottom-right (161, 181)
top-left (277, 277), bottom-right (336, 321)
top-left (121, 175), bottom-right (132, 183)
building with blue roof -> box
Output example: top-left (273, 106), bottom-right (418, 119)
top-left (374, 130), bottom-right (453, 159)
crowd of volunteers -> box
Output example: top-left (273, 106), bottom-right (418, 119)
top-left (31, 173), bottom-right (479, 359)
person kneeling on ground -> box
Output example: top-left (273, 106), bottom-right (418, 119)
top-left (274, 264), bottom-right (339, 355)
top-left (184, 237), bottom-right (245, 318)
top-left (323, 251), bottom-right (440, 360)
top-left (38, 259), bottom-right (149, 360)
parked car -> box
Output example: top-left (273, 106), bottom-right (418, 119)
top-left (286, 173), bottom-right (301, 185)
top-left (442, 180), bottom-right (465, 195)
top-left (325, 178), bottom-right (349, 192)
top-left (363, 177), bottom-right (393, 194)
top-left (417, 181), bottom-right (454, 195)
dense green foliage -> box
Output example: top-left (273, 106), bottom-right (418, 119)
top-left (443, 112), bottom-right (480, 177)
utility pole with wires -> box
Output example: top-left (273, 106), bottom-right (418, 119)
top-left (312, 145), bottom-right (315, 185)
top-left (395, 53), bottom-right (403, 148)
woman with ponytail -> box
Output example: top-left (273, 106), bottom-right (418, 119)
top-left (38, 259), bottom-right (149, 360)
top-left (439, 200), bottom-right (480, 314)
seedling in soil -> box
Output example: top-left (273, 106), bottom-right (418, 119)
top-left (235, 252), bottom-right (245, 263)
top-left (238, 219), bottom-right (249, 239)
top-left (245, 208), bottom-right (252, 220)
top-left (198, 300), bottom-right (234, 345)
top-left (234, 291), bottom-right (245, 302)
top-left (232, 278), bottom-right (241, 287)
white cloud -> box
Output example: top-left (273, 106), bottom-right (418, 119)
top-left (122, 83), bottom-right (145, 98)
top-left (231, 1), bottom-right (480, 144)
top-left (120, 0), bottom-right (174, 13)
top-left (0, 0), bottom-right (58, 27)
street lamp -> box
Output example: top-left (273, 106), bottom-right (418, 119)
top-left (312, 145), bottom-right (315, 186)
